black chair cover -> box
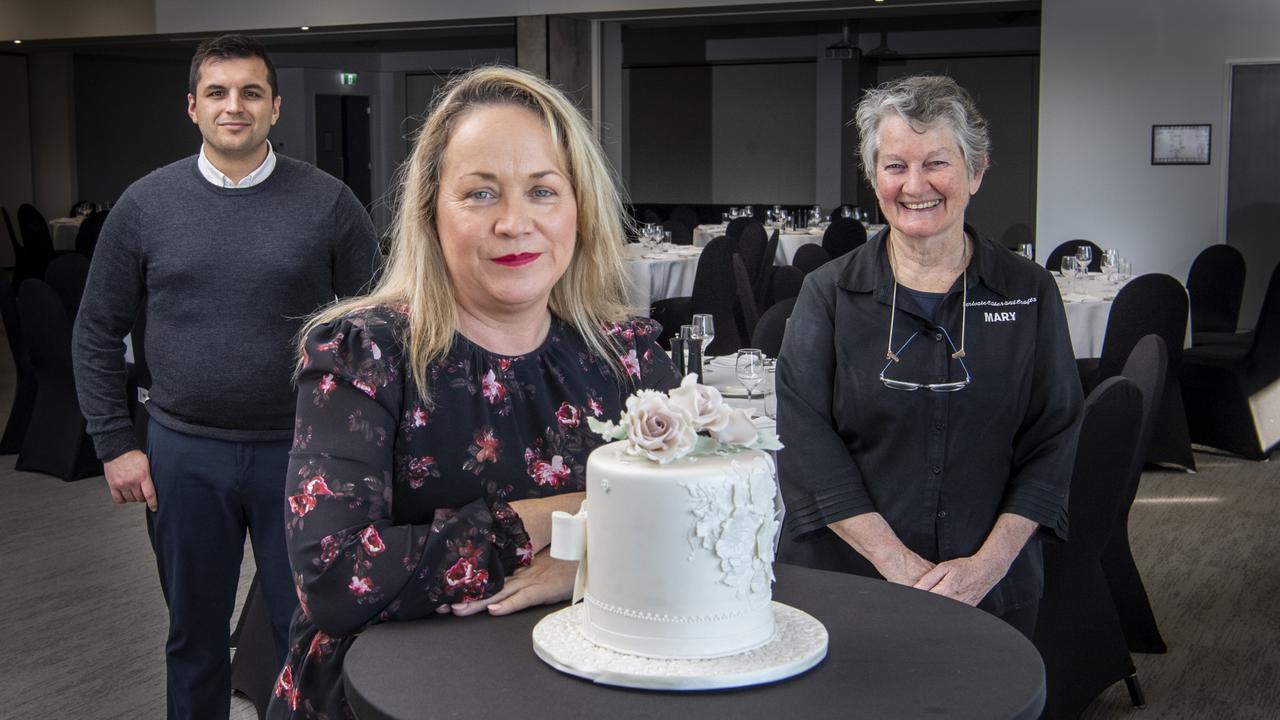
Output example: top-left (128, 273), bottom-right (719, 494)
top-left (660, 219), bottom-right (692, 246)
top-left (1045, 239), bottom-right (1103, 273)
top-left (650, 236), bottom-right (741, 354)
top-left (725, 217), bottom-right (753, 243)
top-left (44, 253), bottom-right (91, 321)
top-left (1181, 261), bottom-right (1280, 459)
top-left (638, 208), bottom-right (662, 225)
top-left (1000, 223), bottom-right (1034, 253)
top-left (731, 254), bottom-right (760, 348)
top-left (792, 244), bottom-right (832, 276)
top-left (668, 205), bottom-right (700, 235)
top-left (16, 203), bottom-right (55, 278)
top-left (1083, 273), bottom-right (1195, 470)
top-left (2, 206), bottom-right (21, 269)
top-left (1034, 376), bottom-right (1145, 720)
top-left (1186, 244), bottom-right (1246, 344)
top-left (822, 217), bottom-right (867, 258)
top-left (0, 272), bottom-right (36, 454)
top-left (751, 297), bottom-right (796, 358)
top-left (229, 573), bottom-right (278, 720)
top-left (768, 265), bottom-right (804, 307)
top-left (754, 228), bottom-right (780, 308)
top-left (737, 222), bottom-right (768, 287)
top-left (75, 210), bottom-right (109, 258)
top-left (15, 279), bottom-right (101, 480)
top-left (1101, 335), bottom-right (1169, 654)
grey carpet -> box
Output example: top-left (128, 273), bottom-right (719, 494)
top-left (0, 343), bottom-right (1275, 718)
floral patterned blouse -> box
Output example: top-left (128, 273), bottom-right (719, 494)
top-left (266, 306), bottom-right (678, 719)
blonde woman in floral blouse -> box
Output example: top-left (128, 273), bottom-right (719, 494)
top-left (266, 67), bottom-right (679, 719)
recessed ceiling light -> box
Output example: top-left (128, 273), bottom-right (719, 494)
top-left (13, 39), bottom-right (22, 44)
top-left (300, 26), bottom-right (310, 31)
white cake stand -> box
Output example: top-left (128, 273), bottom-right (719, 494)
top-left (531, 601), bottom-right (828, 691)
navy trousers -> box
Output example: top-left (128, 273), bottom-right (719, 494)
top-left (145, 419), bottom-right (297, 720)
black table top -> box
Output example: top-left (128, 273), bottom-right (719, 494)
top-left (344, 564), bottom-right (1045, 720)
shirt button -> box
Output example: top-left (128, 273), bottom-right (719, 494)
top-left (935, 421), bottom-right (945, 430)
top-left (931, 465), bottom-right (942, 475)
top-left (937, 510), bottom-right (948, 519)
top-left (934, 333), bottom-right (943, 341)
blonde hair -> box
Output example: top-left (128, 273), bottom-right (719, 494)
top-left (302, 65), bottom-right (634, 399)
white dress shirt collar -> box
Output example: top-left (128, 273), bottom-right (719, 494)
top-left (197, 142), bottom-right (277, 188)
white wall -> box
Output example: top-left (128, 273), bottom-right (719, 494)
top-left (1038, 0), bottom-right (1280, 291)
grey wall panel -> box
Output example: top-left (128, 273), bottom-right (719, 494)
top-left (877, 55), bottom-right (1039, 247)
top-left (74, 56), bottom-right (195, 202)
top-left (1226, 62), bottom-right (1280, 326)
top-left (626, 65), bottom-right (712, 204)
top-left (711, 62), bottom-right (815, 205)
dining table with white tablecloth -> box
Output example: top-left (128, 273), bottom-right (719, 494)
top-left (692, 222), bottom-right (886, 265)
top-left (623, 243), bottom-right (701, 316)
top-left (48, 216), bottom-right (84, 252)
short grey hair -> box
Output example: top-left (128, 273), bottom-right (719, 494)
top-left (855, 75), bottom-right (990, 187)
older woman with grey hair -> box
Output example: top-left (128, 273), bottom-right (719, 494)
top-left (776, 75), bottom-right (1082, 636)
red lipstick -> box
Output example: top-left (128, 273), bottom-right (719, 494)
top-left (492, 252), bottom-right (540, 267)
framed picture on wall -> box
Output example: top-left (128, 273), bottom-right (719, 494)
top-left (1151, 124), bottom-right (1211, 165)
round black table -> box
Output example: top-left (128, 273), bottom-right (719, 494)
top-left (344, 564), bottom-right (1045, 720)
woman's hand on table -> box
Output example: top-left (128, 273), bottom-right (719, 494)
top-left (443, 549), bottom-right (577, 617)
top-left (507, 492), bottom-right (585, 554)
top-left (911, 556), bottom-right (1003, 606)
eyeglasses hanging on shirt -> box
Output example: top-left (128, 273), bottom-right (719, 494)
top-left (880, 268), bottom-right (971, 393)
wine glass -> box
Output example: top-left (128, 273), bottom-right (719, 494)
top-left (692, 314), bottom-right (715, 363)
top-left (1060, 256), bottom-right (1078, 294)
top-left (736, 348), bottom-right (766, 409)
top-left (1101, 248), bottom-right (1118, 284)
top-left (1075, 245), bottom-right (1093, 273)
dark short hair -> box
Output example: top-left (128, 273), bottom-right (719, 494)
top-left (188, 34), bottom-right (278, 98)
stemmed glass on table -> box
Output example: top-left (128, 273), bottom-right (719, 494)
top-left (1060, 256), bottom-right (1079, 295)
top-left (1075, 245), bottom-right (1093, 273)
top-left (691, 314), bottom-right (715, 366)
top-left (736, 348), bottom-right (766, 410)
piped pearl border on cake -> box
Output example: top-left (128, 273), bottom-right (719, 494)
top-left (532, 601), bottom-right (829, 691)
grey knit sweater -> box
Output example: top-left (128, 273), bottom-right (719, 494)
top-left (73, 154), bottom-right (383, 462)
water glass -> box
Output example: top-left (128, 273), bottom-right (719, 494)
top-left (1060, 256), bottom-right (1079, 294)
top-left (692, 314), bottom-right (715, 361)
top-left (1075, 245), bottom-right (1093, 272)
top-left (736, 349), bottom-right (766, 408)
top-left (1018, 243), bottom-right (1034, 260)
top-left (763, 364), bottom-right (778, 419)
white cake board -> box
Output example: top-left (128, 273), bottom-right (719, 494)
top-left (531, 601), bottom-right (828, 691)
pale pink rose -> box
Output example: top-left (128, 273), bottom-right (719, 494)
top-left (668, 374), bottom-right (733, 433)
top-left (711, 407), bottom-right (759, 446)
top-left (622, 390), bottom-right (696, 463)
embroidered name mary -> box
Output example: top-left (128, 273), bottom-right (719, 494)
top-left (984, 311), bottom-right (1017, 322)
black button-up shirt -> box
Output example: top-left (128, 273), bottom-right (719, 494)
top-left (777, 228), bottom-right (1083, 615)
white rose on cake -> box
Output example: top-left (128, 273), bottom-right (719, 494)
top-left (620, 390), bottom-right (697, 464)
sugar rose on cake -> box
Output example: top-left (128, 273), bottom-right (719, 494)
top-left (588, 374), bottom-right (782, 463)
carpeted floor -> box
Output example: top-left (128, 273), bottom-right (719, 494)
top-left (0, 348), bottom-right (1275, 718)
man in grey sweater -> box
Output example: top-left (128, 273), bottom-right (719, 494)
top-left (72, 35), bottom-right (381, 720)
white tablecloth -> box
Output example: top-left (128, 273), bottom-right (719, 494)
top-left (692, 222), bottom-right (885, 265)
top-left (1055, 273), bottom-right (1121, 359)
top-left (48, 216), bottom-right (84, 251)
top-left (623, 244), bottom-right (701, 315)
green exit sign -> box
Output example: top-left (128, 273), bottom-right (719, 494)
top-left (339, 72), bottom-right (358, 85)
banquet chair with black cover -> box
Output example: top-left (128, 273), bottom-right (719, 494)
top-left (668, 205), bottom-right (700, 235)
top-left (15, 279), bottom-right (101, 480)
top-left (737, 222), bottom-right (769, 290)
top-left (638, 208), bottom-right (662, 225)
top-left (0, 271), bottom-right (36, 454)
top-left (1045, 239), bottom-right (1103, 273)
top-left (650, 236), bottom-right (742, 353)
top-left (754, 228), bottom-right (780, 305)
top-left (1186, 244), bottom-right (1248, 347)
top-left (768, 265), bottom-right (804, 307)
top-left (827, 205), bottom-right (854, 222)
top-left (660, 219), bottom-right (692, 246)
top-left (3, 206), bottom-right (21, 267)
top-left (229, 572), bottom-right (277, 720)
top-left (17, 203), bottom-right (56, 278)
top-left (1181, 260), bottom-right (1280, 460)
top-left (1001, 223), bottom-right (1034, 253)
top-left (44, 253), bottom-right (91, 321)
top-left (731, 254), bottom-right (760, 348)
top-left (822, 217), bottom-right (867, 259)
top-left (725, 216), bottom-right (753, 244)
top-left (1034, 376), bottom-right (1146, 720)
top-left (6, 206), bottom-right (39, 285)
top-left (792, 244), bottom-right (832, 276)
top-left (751, 297), bottom-right (796, 358)
top-left (1102, 335), bottom-right (1169, 654)
top-left (1078, 273), bottom-right (1194, 470)
top-left (75, 210), bottom-right (109, 258)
